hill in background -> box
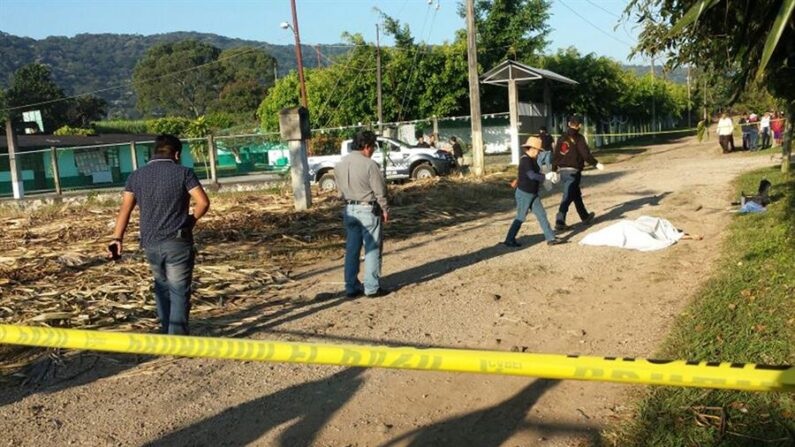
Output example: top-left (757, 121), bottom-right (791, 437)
top-left (0, 31), bottom-right (349, 118)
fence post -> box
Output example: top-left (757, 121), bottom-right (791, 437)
top-left (130, 141), bottom-right (138, 171)
top-left (50, 146), bottom-right (62, 195)
top-left (207, 135), bottom-right (218, 186)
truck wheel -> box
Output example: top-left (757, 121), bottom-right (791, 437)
top-left (411, 163), bottom-right (436, 180)
top-left (318, 172), bottom-right (337, 191)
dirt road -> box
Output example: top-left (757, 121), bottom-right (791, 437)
top-left (0, 136), bottom-right (775, 446)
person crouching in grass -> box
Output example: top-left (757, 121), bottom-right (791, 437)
top-left (504, 136), bottom-right (562, 247)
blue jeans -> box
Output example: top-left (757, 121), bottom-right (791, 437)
top-left (556, 170), bottom-right (590, 226)
top-left (537, 151), bottom-right (552, 172)
top-left (144, 238), bottom-right (195, 335)
top-left (515, 189), bottom-right (555, 241)
top-left (343, 204), bottom-right (383, 295)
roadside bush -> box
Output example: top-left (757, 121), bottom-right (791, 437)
top-left (145, 117), bottom-right (191, 135)
top-left (53, 125), bottom-right (96, 136)
top-left (92, 119), bottom-right (148, 134)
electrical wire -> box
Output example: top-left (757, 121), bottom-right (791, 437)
top-left (1, 39), bottom-right (289, 113)
top-left (556, 0), bottom-right (635, 48)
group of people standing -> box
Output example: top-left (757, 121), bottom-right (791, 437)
top-left (717, 111), bottom-right (786, 153)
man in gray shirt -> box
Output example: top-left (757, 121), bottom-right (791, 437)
top-left (336, 130), bottom-right (390, 298)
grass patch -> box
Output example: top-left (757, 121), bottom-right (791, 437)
top-left (604, 167), bottom-right (795, 446)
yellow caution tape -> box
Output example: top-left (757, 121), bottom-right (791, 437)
top-left (519, 127), bottom-right (699, 138)
top-left (1, 325), bottom-right (793, 392)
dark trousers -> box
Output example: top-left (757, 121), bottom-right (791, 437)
top-left (741, 132), bottom-right (750, 151)
top-left (761, 128), bottom-right (771, 148)
top-left (556, 170), bottom-right (590, 226)
top-left (144, 237), bottom-right (195, 335)
top-left (719, 135), bottom-right (735, 153)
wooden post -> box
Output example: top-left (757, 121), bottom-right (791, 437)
top-left (130, 141), bottom-right (139, 171)
top-left (50, 146), bottom-right (62, 195)
top-left (207, 135), bottom-right (218, 186)
top-left (508, 78), bottom-right (520, 165)
top-left (465, 0), bottom-right (485, 177)
top-left (4, 119), bottom-right (24, 200)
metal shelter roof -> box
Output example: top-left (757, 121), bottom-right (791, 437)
top-left (481, 60), bottom-right (578, 86)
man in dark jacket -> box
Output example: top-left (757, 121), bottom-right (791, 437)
top-left (552, 116), bottom-right (603, 231)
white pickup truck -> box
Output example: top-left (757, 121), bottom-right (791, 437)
top-left (307, 136), bottom-right (456, 191)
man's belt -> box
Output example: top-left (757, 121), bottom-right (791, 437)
top-left (345, 200), bottom-right (375, 205)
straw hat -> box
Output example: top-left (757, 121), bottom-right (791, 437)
top-left (521, 136), bottom-right (543, 150)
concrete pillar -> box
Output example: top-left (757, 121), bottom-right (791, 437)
top-left (4, 119), bottom-right (24, 200)
top-left (508, 78), bottom-right (520, 165)
top-left (50, 146), bottom-right (61, 195)
top-left (288, 140), bottom-right (311, 210)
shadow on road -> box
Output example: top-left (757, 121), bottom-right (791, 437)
top-left (144, 367), bottom-right (365, 447)
top-left (380, 379), bottom-right (600, 446)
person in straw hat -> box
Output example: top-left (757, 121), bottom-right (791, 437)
top-left (503, 135), bottom-right (563, 247)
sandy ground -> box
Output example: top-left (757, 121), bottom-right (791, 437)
top-left (0, 135), bottom-right (776, 446)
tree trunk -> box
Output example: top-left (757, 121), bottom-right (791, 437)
top-left (782, 103), bottom-right (793, 174)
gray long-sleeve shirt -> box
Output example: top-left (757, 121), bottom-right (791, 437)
top-left (335, 151), bottom-right (389, 212)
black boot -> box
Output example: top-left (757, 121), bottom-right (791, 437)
top-left (503, 219), bottom-right (523, 247)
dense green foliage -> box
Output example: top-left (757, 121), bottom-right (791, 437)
top-left (4, 63), bottom-right (68, 132)
top-left (627, 0), bottom-right (794, 171)
top-left (132, 41), bottom-right (278, 118)
top-left (0, 31), bottom-right (349, 118)
top-left (53, 125), bottom-right (96, 136)
top-left (258, 33), bottom-right (690, 132)
top-left (609, 167), bottom-right (795, 446)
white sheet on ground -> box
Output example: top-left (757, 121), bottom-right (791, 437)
top-left (579, 216), bottom-right (684, 252)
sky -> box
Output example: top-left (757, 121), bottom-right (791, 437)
top-left (0, 0), bottom-right (647, 64)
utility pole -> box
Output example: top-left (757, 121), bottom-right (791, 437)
top-left (290, 0), bottom-right (308, 108)
top-left (376, 24), bottom-right (383, 134)
top-left (315, 44), bottom-right (321, 68)
top-left (650, 55), bottom-right (657, 135)
top-left (465, 0), bottom-right (485, 177)
top-left (274, 62), bottom-right (278, 83)
top-left (4, 119), bottom-right (24, 199)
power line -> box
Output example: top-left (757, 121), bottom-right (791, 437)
top-left (556, 0), bottom-right (635, 49)
top-left (584, 0), bottom-right (621, 19)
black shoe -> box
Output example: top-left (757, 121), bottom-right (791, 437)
top-left (547, 238), bottom-right (564, 246)
top-left (554, 223), bottom-right (569, 231)
top-left (345, 290), bottom-right (363, 299)
top-left (582, 212), bottom-right (596, 225)
top-left (365, 288), bottom-right (391, 298)
top-left (503, 240), bottom-right (521, 248)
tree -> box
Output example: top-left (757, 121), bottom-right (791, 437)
top-left (627, 0), bottom-right (795, 171)
top-left (216, 80), bottom-right (267, 115)
top-left (132, 40), bottom-right (225, 118)
top-left (219, 46), bottom-right (277, 88)
top-left (66, 95), bottom-right (107, 127)
top-left (5, 63), bottom-right (68, 132)
top-left (458, 0), bottom-right (551, 112)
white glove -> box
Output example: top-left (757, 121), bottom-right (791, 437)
top-left (545, 171), bottom-right (560, 184)
top-left (543, 180), bottom-right (553, 191)
top-left (596, 163), bottom-right (605, 171)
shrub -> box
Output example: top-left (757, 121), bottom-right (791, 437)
top-left (145, 117), bottom-right (191, 136)
top-left (53, 125), bottom-right (96, 136)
